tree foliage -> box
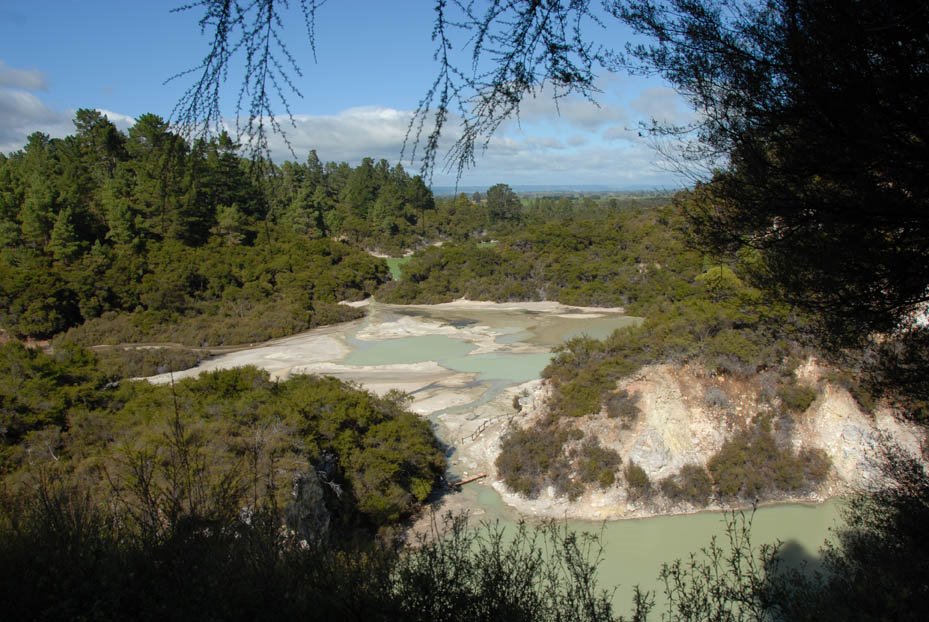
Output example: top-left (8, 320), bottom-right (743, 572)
top-left (0, 114), bottom-right (447, 349)
top-left (616, 0), bottom-right (929, 404)
top-left (169, 0), bottom-right (323, 163)
top-left (0, 345), bottom-right (445, 532)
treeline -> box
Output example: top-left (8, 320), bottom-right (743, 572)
top-left (0, 111), bottom-right (675, 353)
top-left (380, 202), bottom-right (692, 308)
top-left (272, 151), bottom-right (435, 254)
top-left (0, 110), bottom-right (442, 347)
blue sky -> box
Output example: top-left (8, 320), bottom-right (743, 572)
top-left (0, 1), bottom-right (695, 188)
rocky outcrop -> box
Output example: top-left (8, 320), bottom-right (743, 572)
top-left (795, 384), bottom-right (922, 491)
top-left (482, 360), bottom-right (925, 520)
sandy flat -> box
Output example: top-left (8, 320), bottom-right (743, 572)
top-left (146, 332), bottom-right (352, 384)
top-left (400, 298), bottom-right (625, 314)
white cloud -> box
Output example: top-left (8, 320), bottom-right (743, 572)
top-left (566, 135), bottom-right (589, 147)
top-left (470, 136), bottom-right (680, 187)
top-left (265, 106), bottom-right (415, 164)
top-left (0, 77), bottom-right (685, 189)
top-left (602, 124), bottom-right (639, 142)
top-left (95, 108), bottom-right (136, 131)
top-left (0, 89), bottom-right (71, 153)
top-left (502, 83), bottom-right (628, 132)
top-left (0, 61), bottom-right (70, 153)
top-left (0, 60), bottom-right (73, 153)
top-left (261, 102), bottom-right (686, 188)
top-left (631, 87), bottom-right (695, 126)
top-left (0, 59), bottom-right (47, 91)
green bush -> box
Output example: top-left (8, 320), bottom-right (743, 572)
top-left (799, 447), bottom-right (832, 484)
top-left (575, 438), bottom-right (622, 489)
top-left (707, 419), bottom-right (829, 499)
top-left (0, 345), bottom-right (445, 531)
top-left (496, 424), bottom-right (570, 498)
top-left (545, 362), bottom-right (619, 419)
top-left (93, 346), bottom-right (204, 378)
top-left (778, 382), bottom-right (818, 413)
top-left (704, 329), bottom-right (763, 376)
top-left (605, 389), bottom-right (639, 429)
top-left (624, 461), bottom-right (652, 501)
top-left (660, 464), bottom-right (714, 505)
top-left (498, 423), bottom-right (623, 500)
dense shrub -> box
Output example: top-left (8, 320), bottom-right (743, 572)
top-left (53, 237), bottom-right (380, 351)
top-left (778, 382), bottom-right (818, 413)
top-left (660, 464), bottom-right (714, 505)
top-left (703, 329), bottom-right (765, 376)
top-left (0, 342), bottom-right (106, 447)
top-left (799, 447), bottom-right (832, 484)
top-left (605, 389), bottom-right (640, 429)
top-left (496, 424), bottom-right (571, 498)
top-left (624, 461), bottom-right (652, 501)
top-left (707, 419), bottom-right (830, 499)
top-left (379, 203), bottom-right (696, 311)
top-left (574, 438), bottom-right (622, 489)
top-left (0, 345), bottom-right (445, 531)
top-left (497, 423), bottom-right (621, 500)
top-left (93, 346), bottom-right (204, 378)
top-left (546, 367), bottom-right (614, 418)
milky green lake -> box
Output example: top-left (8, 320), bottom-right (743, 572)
top-left (341, 304), bottom-right (843, 612)
top-left (459, 482), bottom-right (840, 612)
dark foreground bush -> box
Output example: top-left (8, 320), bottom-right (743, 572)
top-left (0, 484), bottom-right (643, 622)
top-left (3, 450), bottom-right (926, 622)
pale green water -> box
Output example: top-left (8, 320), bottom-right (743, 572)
top-left (594, 499), bottom-right (839, 611)
top-left (500, 313), bottom-right (642, 347)
top-left (445, 351), bottom-right (554, 382)
top-left (344, 332), bottom-right (553, 381)
top-left (457, 483), bottom-right (841, 612)
top-left (345, 334), bottom-right (476, 365)
top-left (341, 304), bottom-right (841, 611)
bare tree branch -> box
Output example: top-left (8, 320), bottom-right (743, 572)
top-left (167, 0), bottom-right (322, 165)
top-left (406, 1), bottom-right (612, 182)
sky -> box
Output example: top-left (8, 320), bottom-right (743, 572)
top-left (0, 1), bottom-right (696, 189)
